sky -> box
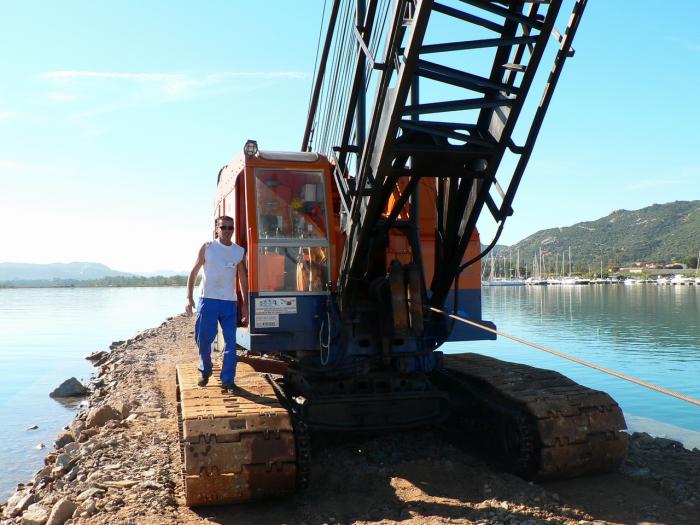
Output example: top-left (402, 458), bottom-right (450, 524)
top-left (1, 1), bottom-right (698, 273)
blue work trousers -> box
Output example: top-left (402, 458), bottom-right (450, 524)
top-left (195, 297), bottom-right (237, 385)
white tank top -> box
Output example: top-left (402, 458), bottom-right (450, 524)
top-left (200, 240), bottom-right (245, 301)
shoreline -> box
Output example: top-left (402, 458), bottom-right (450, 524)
top-left (2, 315), bottom-right (700, 524)
top-left (0, 284), bottom-right (186, 290)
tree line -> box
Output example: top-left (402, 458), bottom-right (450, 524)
top-left (0, 275), bottom-right (189, 288)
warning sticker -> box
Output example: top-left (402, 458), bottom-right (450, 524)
top-left (255, 297), bottom-right (297, 315)
top-left (255, 314), bottom-right (279, 328)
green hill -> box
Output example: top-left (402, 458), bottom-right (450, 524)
top-left (495, 200), bottom-right (700, 273)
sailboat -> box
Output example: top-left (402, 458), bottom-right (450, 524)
top-left (482, 251), bottom-right (524, 286)
top-left (561, 246), bottom-right (590, 285)
top-left (527, 249), bottom-right (547, 285)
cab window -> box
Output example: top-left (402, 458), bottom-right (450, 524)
top-left (255, 169), bottom-right (327, 239)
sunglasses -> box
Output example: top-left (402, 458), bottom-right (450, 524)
top-left (218, 225), bottom-right (234, 231)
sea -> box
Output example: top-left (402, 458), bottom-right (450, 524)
top-left (0, 287), bottom-right (186, 501)
top-left (1, 284), bottom-right (699, 501)
top-left (444, 284), bottom-right (700, 446)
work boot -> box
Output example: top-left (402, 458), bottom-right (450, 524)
top-left (197, 373), bottom-right (210, 387)
top-left (222, 383), bottom-right (241, 394)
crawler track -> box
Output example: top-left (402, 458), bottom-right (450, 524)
top-left (439, 353), bottom-right (628, 480)
top-left (176, 363), bottom-right (297, 506)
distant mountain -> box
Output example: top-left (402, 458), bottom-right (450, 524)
top-left (0, 262), bottom-right (130, 281)
top-left (504, 200), bottom-right (700, 272)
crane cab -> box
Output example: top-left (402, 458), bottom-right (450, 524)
top-left (214, 144), bottom-right (338, 354)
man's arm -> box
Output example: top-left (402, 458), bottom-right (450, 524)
top-left (185, 244), bottom-right (207, 316)
top-left (237, 258), bottom-right (249, 324)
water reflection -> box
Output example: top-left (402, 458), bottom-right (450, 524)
top-left (0, 287), bottom-right (184, 501)
top-left (444, 285), bottom-right (700, 436)
top-left (486, 285), bottom-right (699, 361)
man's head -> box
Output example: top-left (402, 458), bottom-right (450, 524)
top-left (216, 216), bottom-right (234, 244)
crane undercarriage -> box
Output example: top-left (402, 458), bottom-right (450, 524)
top-left (177, 352), bottom-right (627, 506)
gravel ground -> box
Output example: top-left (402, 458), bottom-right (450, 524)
top-left (2, 315), bottom-right (699, 525)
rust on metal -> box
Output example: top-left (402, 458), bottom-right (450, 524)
top-left (237, 354), bottom-right (289, 375)
top-left (176, 362), bottom-right (297, 506)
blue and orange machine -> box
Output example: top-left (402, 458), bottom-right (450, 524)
top-left (214, 143), bottom-right (494, 371)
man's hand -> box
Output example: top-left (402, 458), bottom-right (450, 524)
top-left (240, 302), bottom-right (249, 325)
top-left (185, 298), bottom-right (195, 316)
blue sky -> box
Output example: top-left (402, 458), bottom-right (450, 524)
top-left (1, 1), bottom-right (698, 272)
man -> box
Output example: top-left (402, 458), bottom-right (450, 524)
top-left (185, 216), bottom-right (249, 391)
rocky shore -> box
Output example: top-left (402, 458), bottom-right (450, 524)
top-left (2, 315), bottom-right (700, 524)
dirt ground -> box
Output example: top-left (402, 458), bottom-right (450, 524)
top-left (3, 315), bottom-right (699, 525)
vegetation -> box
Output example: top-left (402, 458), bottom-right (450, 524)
top-left (0, 275), bottom-right (188, 288)
top-left (492, 200), bottom-right (700, 274)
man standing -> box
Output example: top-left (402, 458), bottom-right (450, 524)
top-left (186, 216), bottom-right (249, 391)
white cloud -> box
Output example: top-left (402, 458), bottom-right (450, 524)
top-left (41, 69), bottom-right (309, 101)
top-left (0, 111), bottom-right (17, 121)
top-left (43, 70), bottom-right (308, 81)
top-left (38, 69), bottom-right (310, 118)
top-left (43, 71), bottom-right (179, 81)
top-left (667, 36), bottom-right (700, 52)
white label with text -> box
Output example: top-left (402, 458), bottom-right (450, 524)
top-left (255, 314), bottom-right (279, 328)
top-left (255, 297), bottom-right (297, 315)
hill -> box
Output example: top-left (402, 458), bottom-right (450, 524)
top-left (494, 200), bottom-right (700, 273)
top-left (0, 262), bottom-right (130, 281)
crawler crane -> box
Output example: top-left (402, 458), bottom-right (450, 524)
top-left (176, 0), bottom-right (628, 505)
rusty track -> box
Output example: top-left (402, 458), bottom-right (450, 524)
top-left (439, 353), bottom-right (628, 480)
top-left (176, 363), bottom-right (297, 506)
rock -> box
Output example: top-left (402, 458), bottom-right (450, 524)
top-left (110, 399), bottom-right (131, 419)
top-left (78, 428), bottom-right (100, 441)
top-left (49, 378), bottom-right (87, 398)
top-left (54, 431), bottom-right (74, 449)
top-left (85, 350), bottom-right (109, 362)
top-left (624, 466), bottom-right (652, 479)
top-left (55, 450), bottom-right (77, 471)
top-left (34, 466), bottom-right (53, 485)
top-left (109, 340), bottom-right (125, 349)
top-left (65, 465), bottom-right (79, 482)
top-left (45, 498), bottom-right (77, 525)
top-left (27, 425), bottom-right (39, 431)
top-left (655, 437), bottom-right (683, 450)
top-left (76, 488), bottom-right (105, 502)
top-left (80, 498), bottom-right (97, 517)
top-left (97, 480), bottom-right (138, 489)
top-left (63, 441), bottom-right (79, 455)
top-left (21, 503), bottom-right (48, 525)
top-left (85, 404), bottom-right (121, 428)
top-left (69, 420), bottom-right (85, 441)
top-left (3, 491), bottom-right (35, 518)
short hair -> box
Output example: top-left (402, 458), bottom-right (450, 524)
top-left (216, 215), bottom-right (234, 226)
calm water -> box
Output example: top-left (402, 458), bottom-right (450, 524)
top-left (1, 285), bottom-right (699, 501)
top-left (445, 284), bottom-right (700, 444)
top-left (0, 287), bottom-right (185, 501)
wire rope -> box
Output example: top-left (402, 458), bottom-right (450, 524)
top-left (424, 304), bottom-right (700, 408)
top-left (306, 0), bottom-right (329, 136)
